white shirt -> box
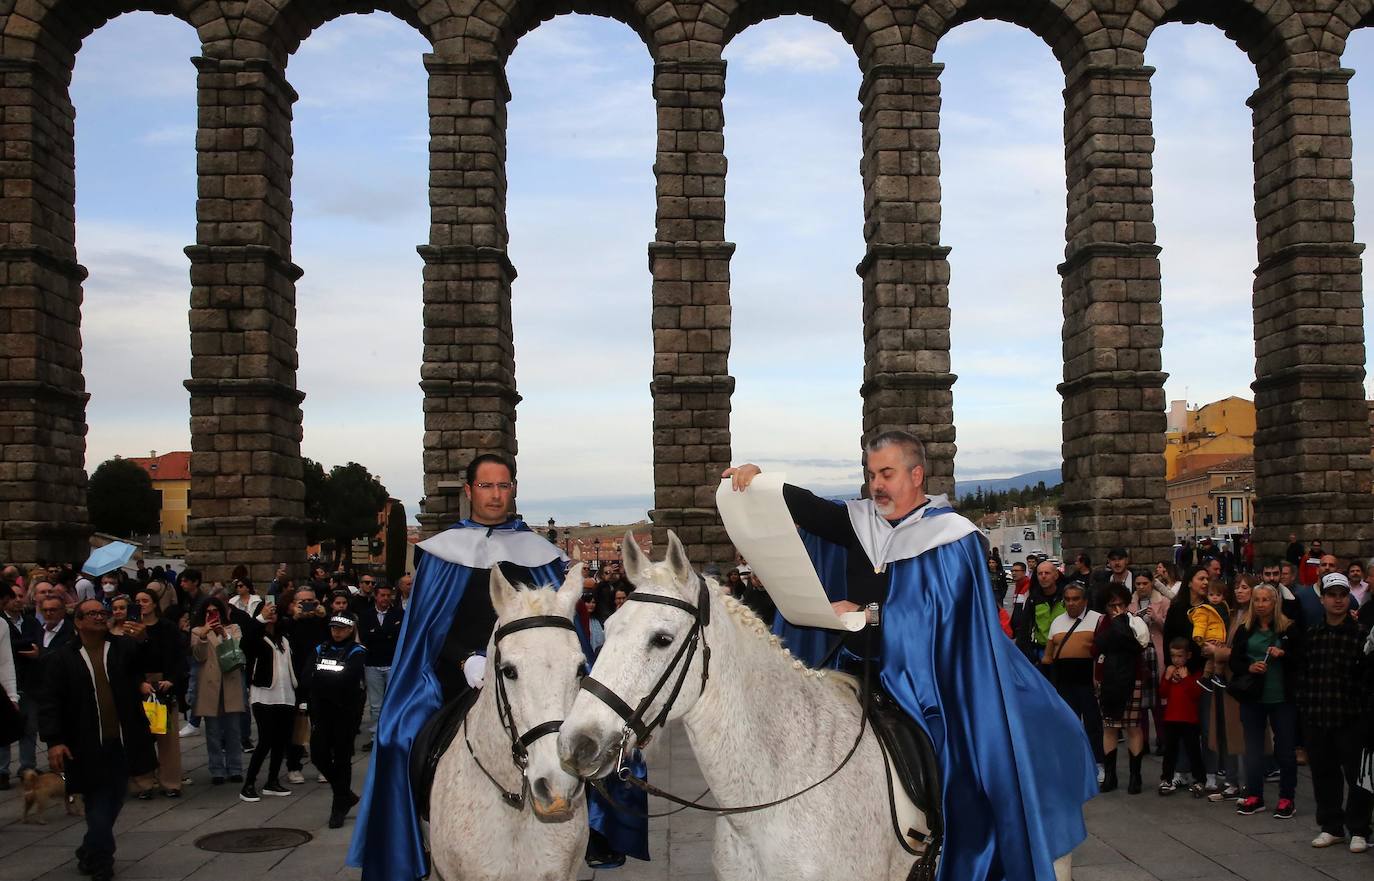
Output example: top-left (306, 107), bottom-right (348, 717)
top-left (0, 621), bottom-right (16, 700)
top-left (249, 634), bottom-right (296, 706)
top-left (41, 619), bottom-right (66, 648)
top-left (75, 578), bottom-right (96, 602)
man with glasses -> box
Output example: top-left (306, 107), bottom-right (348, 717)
top-left (38, 599), bottom-right (156, 881)
top-left (349, 452), bottom-right (570, 881)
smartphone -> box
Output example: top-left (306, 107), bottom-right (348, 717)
top-left (127, 603), bottom-right (141, 622)
top-left (206, 608), bottom-right (221, 627)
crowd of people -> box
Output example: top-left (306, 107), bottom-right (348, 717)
top-left (998, 539), bottom-right (1374, 855)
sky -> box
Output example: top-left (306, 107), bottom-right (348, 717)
top-left (68, 13), bottom-right (1374, 525)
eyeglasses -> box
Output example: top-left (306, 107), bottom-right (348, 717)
top-left (472, 482), bottom-right (514, 491)
top-left (79, 610), bottom-right (110, 619)
top-left (360, 580), bottom-right (375, 585)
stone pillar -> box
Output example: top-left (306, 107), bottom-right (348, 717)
top-left (650, 59), bottom-right (735, 566)
top-left (185, 56), bottom-right (306, 584)
top-left (1247, 67), bottom-right (1372, 561)
top-left (856, 64), bottom-right (955, 497)
top-left (419, 55), bottom-right (520, 536)
top-left (0, 57), bottom-right (89, 565)
top-left (1056, 65), bottom-right (1172, 566)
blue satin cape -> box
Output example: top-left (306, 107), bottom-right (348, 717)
top-left (772, 528), bottom-right (848, 669)
top-left (347, 519), bottom-right (566, 881)
top-left (880, 526), bottom-right (1096, 881)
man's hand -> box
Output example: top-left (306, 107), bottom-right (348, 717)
top-left (831, 600), bottom-right (862, 616)
top-left (156, 680), bottom-right (173, 693)
top-left (139, 681), bottom-right (154, 698)
top-left (48, 745), bottom-right (72, 773)
top-left (16, 645), bottom-right (38, 659)
top-left (722, 464), bottom-right (762, 492)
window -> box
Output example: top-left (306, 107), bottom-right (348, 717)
top-left (1231, 498), bottom-right (1244, 523)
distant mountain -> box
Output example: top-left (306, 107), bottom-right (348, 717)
top-left (954, 468), bottom-right (1063, 500)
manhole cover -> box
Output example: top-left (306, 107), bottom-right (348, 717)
top-left (195, 828), bottom-right (313, 853)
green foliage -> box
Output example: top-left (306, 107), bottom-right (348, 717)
top-left (301, 457), bottom-right (389, 566)
top-left (958, 481), bottom-right (1064, 521)
top-left (88, 457), bottom-right (161, 538)
top-left (302, 457), bottom-right (329, 545)
top-left (385, 499), bottom-right (407, 585)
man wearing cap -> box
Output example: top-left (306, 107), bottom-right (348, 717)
top-left (1090, 548), bottom-right (1133, 613)
top-left (1299, 573), bottom-right (1372, 852)
top-left (309, 611), bottom-right (367, 828)
top-left (1296, 554), bottom-right (1361, 626)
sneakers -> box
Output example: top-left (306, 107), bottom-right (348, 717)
top-left (317, 773), bottom-right (328, 783)
top-left (1273, 799), bottom-right (1296, 819)
top-left (240, 784), bottom-right (261, 803)
top-left (1158, 780), bottom-right (1176, 796)
top-left (1350, 836), bottom-right (1369, 853)
top-left (242, 740), bottom-right (255, 754)
top-left (1188, 782), bottom-right (1206, 799)
top-left (286, 770), bottom-right (305, 785)
top-left (178, 722), bottom-right (199, 737)
top-left (1096, 763), bottom-right (1105, 785)
top-left (1236, 796), bottom-right (1265, 815)
top-left (1266, 768), bottom-right (1281, 781)
top-left (262, 782), bottom-right (292, 797)
top-left (1312, 832), bottom-right (1344, 848)
top-left (1207, 784), bottom-right (1241, 803)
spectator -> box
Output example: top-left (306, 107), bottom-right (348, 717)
top-left (269, 564), bottom-right (289, 602)
top-left (1277, 561), bottom-right (1306, 625)
top-left (1345, 562), bottom-right (1369, 608)
top-left (0, 589), bottom-right (38, 789)
top-left (240, 602), bottom-right (296, 803)
top-left (1285, 534), bottom-right (1304, 567)
top-left (329, 590), bottom-right (353, 618)
top-left (1007, 561), bottom-right (1029, 605)
top-left (1296, 555), bottom-right (1361, 625)
top-left (1043, 583), bottom-right (1104, 775)
top-left (1066, 554), bottom-right (1092, 590)
top-left (190, 596), bottom-right (246, 785)
top-left (132, 588), bottom-right (183, 798)
top-left (357, 584), bottom-right (402, 751)
top-left (1204, 575), bottom-right (1252, 802)
top-left (310, 612), bottom-right (367, 828)
top-left (1298, 573), bottom-right (1371, 852)
top-left (1299, 541), bottom-right (1324, 589)
top-left (1158, 637), bottom-right (1206, 797)
top-left (352, 575), bottom-right (377, 616)
top-left (281, 586), bottom-right (328, 784)
top-left (175, 569), bottom-right (204, 621)
top-left (582, 594), bottom-right (606, 652)
top-left (97, 572), bottom-right (122, 607)
top-left (74, 570), bottom-right (97, 603)
top-left (1094, 584), bottom-right (1150, 794)
top-left (613, 588), bottom-right (629, 611)
top-left (1129, 572), bottom-right (1168, 754)
top-left (1090, 548), bottom-right (1133, 612)
top-left (1231, 583), bottom-right (1305, 819)
top-left (1014, 560), bottom-right (1064, 667)
top-left (107, 595), bottom-right (133, 636)
top-left (229, 579), bottom-right (264, 618)
top-left (396, 574), bottom-right (413, 610)
top-left (38, 599), bottom-right (156, 881)
top-left (724, 569), bottom-right (746, 600)
top-left (741, 573), bottom-right (776, 628)
top-left (1164, 565), bottom-right (1210, 664)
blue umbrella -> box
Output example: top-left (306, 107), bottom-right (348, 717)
top-left (82, 541), bottom-right (137, 577)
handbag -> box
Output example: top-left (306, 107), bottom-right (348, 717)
top-left (0, 683), bottom-right (22, 746)
top-left (1225, 670), bottom-right (1264, 703)
top-left (143, 696), bottom-right (168, 735)
top-left (216, 636), bottom-right (246, 674)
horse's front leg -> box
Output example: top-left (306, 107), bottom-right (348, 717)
top-left (712, 818), bottom-right (766, 881)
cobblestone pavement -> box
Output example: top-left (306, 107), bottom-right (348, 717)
top-left (1, 721), bottom-right (1368, 881)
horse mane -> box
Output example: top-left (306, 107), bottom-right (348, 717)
top-left (499, 581), bottom-right (570, 620)
top-left (704, 576), bottom-right (852, 693)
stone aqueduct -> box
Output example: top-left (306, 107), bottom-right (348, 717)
top-left (2, 0), bottom-right (1374, 581)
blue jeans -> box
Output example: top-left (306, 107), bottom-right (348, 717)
top-left (203, 713), bottom-right (244, 778)
top-left (81, 742), bottom-right (129, 871)
top-left (0, 694), bottom-right (39, 775)
top-left (1241, 701), bottom-right (1297, 801)
top-left (364, 666), bottom-right (391, 739)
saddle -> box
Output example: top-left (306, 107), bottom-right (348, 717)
top-left (868, 688), bottom-right (943, 863)
top-left (409, 688), bottom-right (481, 822)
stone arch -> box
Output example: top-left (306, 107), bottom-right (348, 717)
top-left (490, 0), bottom-right (669, 61)
top-left (1327, 0), bottom-right (1374, 58)
top-left (2, 0), bottom-right (215, 72)
top-left (718, 0), bottom-right (888, 67)
top-left (240, 0), bottom-right (435, 66)
top-left (914, 0), bottom-right (1106, 74)
top-left (1140, 0), bottom-right (1316, 78)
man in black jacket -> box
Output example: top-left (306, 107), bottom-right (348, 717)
top-left (38, 599), bottom-right (156, 881)
top-left (356, 585), bottom-right (402, 750)
top-left (311, 613), bottom-right (367, 828)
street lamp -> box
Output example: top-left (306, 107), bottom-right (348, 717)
top-left (1190, 504), bottom-right (1199, 544)
top-left (1242, 484), bottom-right (1253, 533)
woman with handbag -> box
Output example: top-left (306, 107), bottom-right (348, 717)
top-left (190, 596), bottom-right (246, 784)
top-left (1131, 572), bottom-right (1169, 754)
top-left (239, 603), bottom-right (296, 802)
top-left (133, 589), bottom-right (184, 798)
top-left (1094, 583), bottom-right (1151, 793)
top-left (1229, 583), bottom-right (1305, 819)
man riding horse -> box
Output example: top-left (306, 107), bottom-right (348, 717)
top-left (724, 430), bottom-right (1096, 881)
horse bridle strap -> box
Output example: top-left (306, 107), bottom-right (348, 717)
top-left (579, 579), bottom-right (711, 749)
top-left (466, 613), bottom-right (579, 809)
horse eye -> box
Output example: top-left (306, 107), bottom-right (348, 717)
top-left (650, 632), bottom-right (674, 649)
top-left (500, 664), bottom-right (518, 681)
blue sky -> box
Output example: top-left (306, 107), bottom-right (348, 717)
top-left (70, 13), bottom-right (1374, 524)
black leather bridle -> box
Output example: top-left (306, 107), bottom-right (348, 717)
top-left (464, 613), bottom-right (580, 809)
top-left (578, 578), bottom-right (712, 753)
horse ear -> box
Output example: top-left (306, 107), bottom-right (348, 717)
top-left (665, 531), bottom-right (694, 593)
top-left (623, 531), bottom-right (650, 583)
top-left (488, 565), bottom-right (519, 620)
top-left (556, 562), bottom-right (584, 617)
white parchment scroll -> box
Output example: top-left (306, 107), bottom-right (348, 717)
top-left (715, 473), bottom-right (865, 632)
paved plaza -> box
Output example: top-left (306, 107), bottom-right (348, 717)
top-left (0, 721), bottom-right (1368, 881)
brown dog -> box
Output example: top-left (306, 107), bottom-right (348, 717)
top-left (19, 769), bottom-right (81, 824)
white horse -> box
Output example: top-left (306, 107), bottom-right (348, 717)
top-left (429, 564), bottom-right (590, 881)
top-left (559, 532), bottom-right (1073, 881)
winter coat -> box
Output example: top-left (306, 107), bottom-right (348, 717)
top-left (1093, 612), bottom-right (1148, 719)
top-left (190, 624), bottom-right (245, 717)
top-left (36, 635), bottom-right (156, 794)
top-left (1188, 602), bottom-right (1229, 647)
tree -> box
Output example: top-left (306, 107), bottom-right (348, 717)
top-left (302, 457), bottom-right (329, 545)
top-left (322, 462), bottom-right (389, 568)
top-left (385, 499), bottom-right (408, 585)
top-left (88, 457), bottom-right (161, 538)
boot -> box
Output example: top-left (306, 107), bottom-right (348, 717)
top-left (1127, 751), bottom-right (1144, 794)
top-left (1100, 749), bottom-right (1118, 793)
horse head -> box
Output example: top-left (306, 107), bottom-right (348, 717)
top-left (559, 530), bottom-right (708, 780)
top-left (488, 562), bottom-right (588, 821)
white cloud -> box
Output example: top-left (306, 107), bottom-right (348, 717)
top-left (727, 26), bottom-right (850, 72)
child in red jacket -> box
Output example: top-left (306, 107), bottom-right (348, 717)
top-left (1158, 637), bottom-right (1206, 797)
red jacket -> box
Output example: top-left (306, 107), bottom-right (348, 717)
top-left (1158, 670), bottom-right (1203, 724)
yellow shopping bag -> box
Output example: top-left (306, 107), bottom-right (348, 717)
top-left (143, 698), bottom-right (168, 735)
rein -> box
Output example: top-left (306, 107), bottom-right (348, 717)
top-left (581, 580), bottom-right (877, 819)
top-left (464, 613), bottom-right (578, 810)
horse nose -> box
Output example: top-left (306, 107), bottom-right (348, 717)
top-left (563, 732), bottom-right (602, 776)
top-left (533, 775), bottom-right (553, 804)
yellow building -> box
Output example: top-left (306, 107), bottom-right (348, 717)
top-left (130, 451), bottom-right (191, 550)
top-left (1164, 396), bottom-right (1256, 481)
top-left (1166, 455), bottom-right (1255, 541)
